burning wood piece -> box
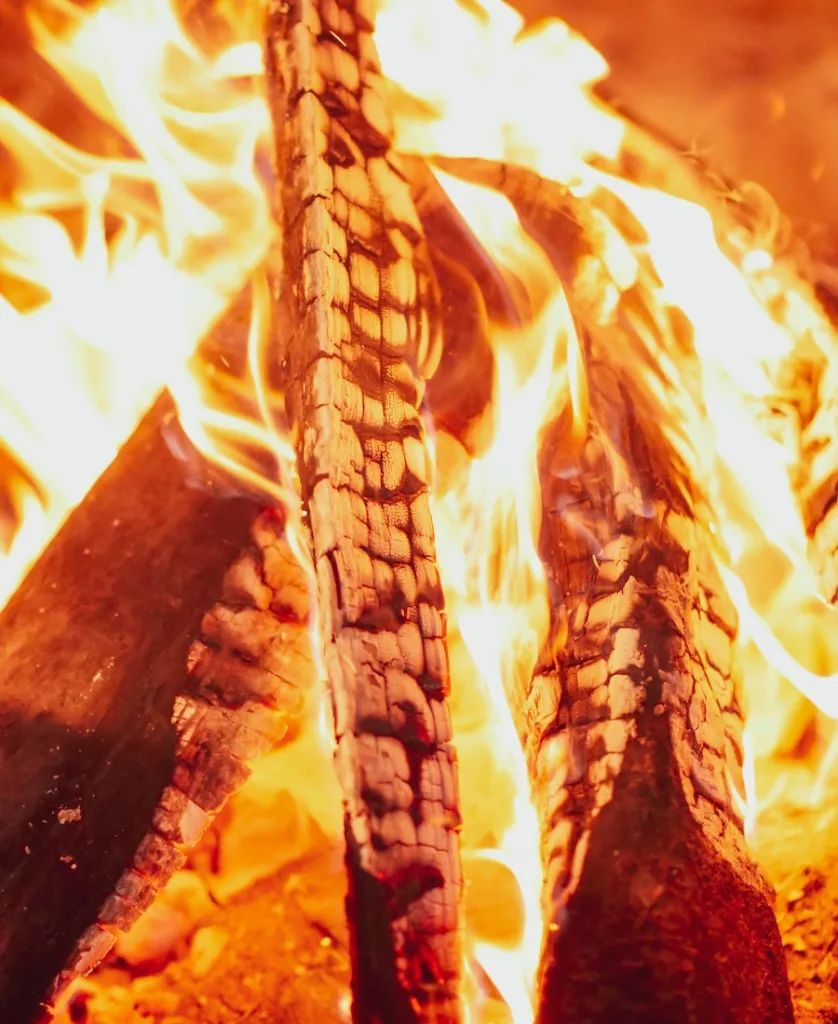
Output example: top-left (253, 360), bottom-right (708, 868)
top-left (0, 394), bottom-right (246, 1020)
top-left (406, 156), bottom-right (522, 448)
top-left (0, 391), bottom-right (316, 1023)
top-left (264, 2), bottom-right (462, 1020)
top-left (589, 119), bottom-right (838, 614)
top-left (791, 358), bottom-right (838, 605)
top-left (436, 155), bottom-right (794, 1020)
top-left (54, 505), bottom-right (316, 1002)
top-left (529, 368), bottom-right (793, 1023)
top-left (430, 155), bottom-right (645, 329)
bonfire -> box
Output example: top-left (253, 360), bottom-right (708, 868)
top-left (0, 2), bottom-right (836, 1022)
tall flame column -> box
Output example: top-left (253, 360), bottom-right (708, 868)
top-left (265, 2), bottom-right (462, 1021)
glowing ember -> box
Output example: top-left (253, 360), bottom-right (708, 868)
top-left (2, 0), bottom-right (838, 1021)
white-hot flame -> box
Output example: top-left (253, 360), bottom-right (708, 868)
top-left (0, 0), bottom-right (272, 606)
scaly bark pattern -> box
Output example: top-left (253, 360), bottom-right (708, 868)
top-left (265, 3), bottom-right (462, 1022)
top-left (434, 155), bottom-right (792, 1020)
top-left (529, 355), bottom-right (793, 1021)
top-left (530, 356), bottom-right (751, 921)
top-left (53, 510), bottom-right (316, 999)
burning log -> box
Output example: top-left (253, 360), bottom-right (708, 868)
top-left (0, 390), bottom-right (316, 1023)
top-left (264, 2), bottom-right (462, 1020)
top-left (596, 118), bottom-right (838, 614)
top-left (529, 365), bottom-right (794, 1023)
top-left (406, 156), bottom-right (521, 448)
top-left (435, 155), bottom-right (794, 1020)
top-left (789, 358), bottom-right (838, 605)
top-left (0, 393), bottom-right (247, 1019)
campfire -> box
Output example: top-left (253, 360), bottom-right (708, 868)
top-left (2, 0), bottom-right (838, 1021)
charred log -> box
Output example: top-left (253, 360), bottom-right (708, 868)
top-left (0, 391), bottom-right (315, 1023)
top-left (435, 154), bottom-right (794, 1021)
top-left (0, 394), bottom-right (251, 1021)
top-left (264, 2), bottom-right (462, 1021)
top-left (406, 156), bottom-right (520, 447)
top-left (529, 364), bottom-right (794, 1023)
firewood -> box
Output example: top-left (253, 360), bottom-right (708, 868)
top-left (405, 156), bottom-right (520, 448)
top-left (0, 390), bottom-right (316, 1023)
top-left (792, 357), bottom-right (838, 604)
top-left (433, 155), bottom-right (794, 1020)
top-left (590, 117), bottom-right (838, 614)
top-left (435, 149), bottom-right (838, 620)
top-left (264, 3), bottom-right (462, 1021)
top-left (529, 362), bottom-right (794, 1023)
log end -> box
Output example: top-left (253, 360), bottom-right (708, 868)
top-left (536, 724), bottom-right (794, 1024)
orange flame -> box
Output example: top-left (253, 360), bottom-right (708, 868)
top-left (0, 0), bottom-right (273, 606)
top-left (374, 0), bottom-right (838, 1015)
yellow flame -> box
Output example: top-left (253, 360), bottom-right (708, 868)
top-left (373, 0), bottom-right (838, 1015)
top-left (0, 0), bottom-right (272, 607)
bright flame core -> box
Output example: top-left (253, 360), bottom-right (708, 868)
top-left (3, 1), bottom-right (838, 1022)
top-left (0, 0), bottom-right (273, 605)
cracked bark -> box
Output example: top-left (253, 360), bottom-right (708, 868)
top-left (435, 155), bottom-right (793, 1022)
top-left (264, 3), bottom-right (462, 1022)
top-left (0, 393), bottom-right (310, 1022)
top-left (529, 361), bottom-right (793, 1023)
top-left (52, 502), bottom-right (316, 1006)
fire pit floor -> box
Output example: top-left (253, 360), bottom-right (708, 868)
top-left (53, 797), bottom-right (838, 1024)
top-left (58, 845), bottom-right (351, 1024)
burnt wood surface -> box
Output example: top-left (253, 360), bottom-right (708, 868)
top-left (265, 2), bottom-right (462, 1021)
top-left (437, 155), bottom-right (795, 1021)
top-left (0, 391), bottom-right (316, 1023)
top-left (531, 366), bottom-right (794, 1023)
top-left (0, 394), bottom-right (258, 1022)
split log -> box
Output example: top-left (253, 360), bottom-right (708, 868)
top-left (0, 393), bottom-right (247, 1021)
top-left (0, 387), bottom-right (316, 1023)
top-left (264, 3), bottom-right (462, 1021)
top-left (435, 156), bottom-right (794, 1021)
top-left (434, 148), bottom-right (838, 618)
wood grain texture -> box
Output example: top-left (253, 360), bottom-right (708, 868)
top-left (264, 3), bottom-right (462, 1021)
